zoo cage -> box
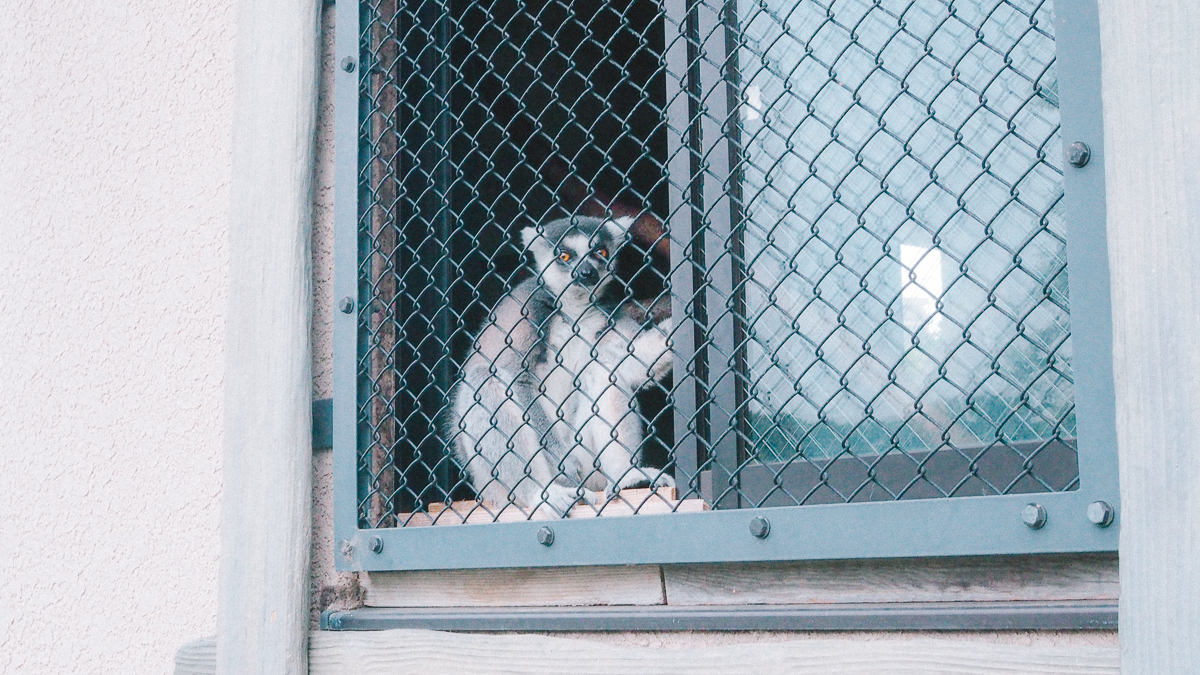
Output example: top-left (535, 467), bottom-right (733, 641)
top-left (332, 0), bottom-right (1119, 570)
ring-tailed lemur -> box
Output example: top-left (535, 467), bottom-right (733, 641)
top-left (447, 215), bottom-right (675, 515)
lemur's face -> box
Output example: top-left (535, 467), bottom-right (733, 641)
top-left (521, 216), bottom-right (631, 295)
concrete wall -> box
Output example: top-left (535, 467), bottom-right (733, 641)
top-left (0, 2), bottom-right (235, 673)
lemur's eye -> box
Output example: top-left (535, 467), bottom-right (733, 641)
top-left (558, 251), bottom-right (572, 263)
top-left (596, 247), bottom-right (609, 259)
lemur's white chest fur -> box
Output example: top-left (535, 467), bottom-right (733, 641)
top-left (536, 291), bottom-right (620, 440)
top-left (532, 286), bottom-right (672, 491)
top-left (448, 215), bottom-right (674, 514)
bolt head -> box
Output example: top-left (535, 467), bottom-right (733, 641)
top-left (339, 296), bottom-right (355, 314)
top-left (537, 526), bottom-right (555, 546)
top-left (749, 516), bottom-right (770, 539)
top-left (341, 56), bottom-right (356, 73)
top-left (1087, 500), bottom-right (1115, 527)
top-left (370, 536), bottom-right (384, 553)
top-left (1066, 141), bottom-right (1091, 167)
top-left (1022, 503), bottom-right (1047, 529)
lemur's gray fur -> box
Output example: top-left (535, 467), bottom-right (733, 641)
top-left (447, 215), bottom-right (674, 515)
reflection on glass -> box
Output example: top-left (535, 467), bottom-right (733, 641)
top-left (736, 0), bottom-right (1074, 467)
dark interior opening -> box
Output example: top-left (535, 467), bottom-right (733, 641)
top-left (380, 0), bottom-right (672, 512)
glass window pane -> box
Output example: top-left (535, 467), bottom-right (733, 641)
top-left (735, 0), bottom-right (1074, 496)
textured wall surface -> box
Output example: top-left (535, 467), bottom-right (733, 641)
top-left (311, 4), bottom-right (336, 405)
top-left (0, 2), bottom-right (235, 674)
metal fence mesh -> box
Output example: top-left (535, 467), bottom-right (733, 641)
top-left (354, 0), bottom-right (1076, 527)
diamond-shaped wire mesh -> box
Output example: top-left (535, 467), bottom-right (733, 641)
top-left (353, 0), bottom-right (1076, 528)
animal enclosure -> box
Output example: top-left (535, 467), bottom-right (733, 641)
top-left (338, 0), bottom-right (1117, 566)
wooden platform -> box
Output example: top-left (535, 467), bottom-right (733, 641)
top-left (176, 631), bottom-right (1121, 675)
top-left (396, 487), bottom-right (708, 527)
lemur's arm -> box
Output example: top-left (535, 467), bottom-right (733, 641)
top-left (619, 294), bottom-right (671, 327)
top-left (600, 311), bottom-right (673, 389)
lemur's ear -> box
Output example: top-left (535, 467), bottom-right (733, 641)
top-left (605, 217), bottom-right (636, 240)
top-left (519, 226), bottom-right (541, 251)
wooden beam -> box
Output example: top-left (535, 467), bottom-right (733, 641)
top-left (218, 0), bottom-right (321, 671)
top-left (364, 554), bottom-right (1115, 610)
top-left (176, 630), bottom-right (1119, 674)
top-left (306, 629), bottom-right (1118, 674)
top-left (366, 565), bottom-right (665, 608)
top-left (1098, 0), bottom-right (1200, 670)
top-left (664, 554), bottom-right (1117, 606)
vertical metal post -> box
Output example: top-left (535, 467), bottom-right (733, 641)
top-left (1053, 0), bottom-right (1119, 505)
top-left (334, 0), bottom-right (369, 539)
top-left (427, 0), bottom-right (454, 495)
top-left (397, 0), bottom-right (456, 507)
top-left (664, 0), bottom-right (703, 498)
top-left (693, 0), bottom-right (741, 508)
top-left (664, 0), bottom-right (742, 507)
top-left (721, 0), bottom-right (750, 504)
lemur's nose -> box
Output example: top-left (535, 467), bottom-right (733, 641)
top-left (574, 262), bottom-right (599, 284)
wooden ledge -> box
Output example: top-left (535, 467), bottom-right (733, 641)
top-left (396, 487), bottom-right (709, 526)
top-left (178, 629), bottom-right (1120, 675)
top-left (309, 629), bottom-right (1118, 675)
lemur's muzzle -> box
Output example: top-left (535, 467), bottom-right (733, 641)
top-left (573, 261), bottom-right (600, 286)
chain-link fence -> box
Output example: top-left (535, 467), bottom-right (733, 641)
top-left (353, 0), bottom-right (1075, 528)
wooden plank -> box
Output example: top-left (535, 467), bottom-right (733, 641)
top-left (1098, 0), bottom-right (1200, 671)
top-left (366, 565), bottom-right (666, 608)
top-left (308, 629), bottom-right (1119, 675)
top-left (395, 487), bottom-right (708, 527)
top-left (664, 554), bottom-right (1117, 606)
top-left (218, 0), bottom-right (321, 671)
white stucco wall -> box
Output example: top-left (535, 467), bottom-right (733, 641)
top-left (0, 2), bottom-right (235, 673)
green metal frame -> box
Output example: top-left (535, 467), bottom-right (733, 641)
top-left (332, 0), bottom-right (1118, 572)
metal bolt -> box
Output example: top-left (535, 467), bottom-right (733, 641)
top-left (339, 296), bottom-right (355, 314)
top-left (1066, 141), bottom-right (1091, 167)
top-left (339, 540), bottom-right (354, 559)
top-left (1022, 503), bottom-right (1047, 530)
top-left (749, 516), bottom-right (771, 539)
top-left (370, 536), bottom-right (384, 553)
top-left (537, 526), bottom-right (555, 546)
top-left (1087, 501), bottom-right (1115, 527)
top-left (341, 56), bottom-right (357, 73)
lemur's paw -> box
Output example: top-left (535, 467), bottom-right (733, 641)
top-left (650, 354), bottom-right (673, 382)
top-left (541, 484), bottom-right (582, 516)
top-left (607, 469), bottom-right (675, 500)
top-left (651, 472), bottom-right (676, 489)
